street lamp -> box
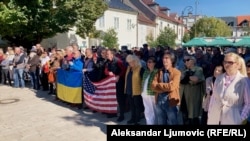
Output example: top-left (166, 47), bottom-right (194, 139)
top-left (194, 0), bottom-right (198, 37)
top-left (181, 6), bottom-right (193, 45)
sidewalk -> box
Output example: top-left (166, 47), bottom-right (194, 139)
top-left (0, 85), bottom-right (141, 141)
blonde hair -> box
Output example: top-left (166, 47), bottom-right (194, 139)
top-left (0, 48), bottom-right (3, 54)
top-left (238, 56), bottom-right (247, 76)
top-left (224, 52), bottom-right (247, 76)
top-left (8, 49), bottom-right (15, 55)
top-left (126, 54), bottom-right (141, 67)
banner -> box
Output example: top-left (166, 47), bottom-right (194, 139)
top-left (83, 75), bottom-right (117, 114)
top-left (57, 69), bottom-right (83, 104)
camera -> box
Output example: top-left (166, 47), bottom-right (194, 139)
top-left (185, 70), bottom-right (195, 76)
top-left (180, 70), bottom-right (195, 84)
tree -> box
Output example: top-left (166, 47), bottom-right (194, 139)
top-left (242, 27), bottom-right (250, 36)
top-left (146, 32), bottom-right (157, 48)
top-left (101, 28), bottom-right (119, 49)
top-left (0, 0), bottom-right (107, 48)
top-left (190, 17), bottom-right (231, 38)
top-left (156, 27), bottom-right (177, 48)
top-left (183, 32), bottom-right (191, 43)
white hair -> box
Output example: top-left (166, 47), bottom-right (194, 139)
top-left (126, 54), bottom-right (141, 67)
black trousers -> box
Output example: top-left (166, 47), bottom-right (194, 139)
top-left (1, 69), bottom-right (11, 85)
top-left (201, 110), bottom-right (208, 125)
top-left (41, 71), bottom-right (49, 90)
top-left (116, 79), bottom-right (126, 117)
top-left (127, 95), bottom-right (144, 123)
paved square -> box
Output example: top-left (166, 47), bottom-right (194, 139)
top-left (0, 85), bottom-right (125, 141)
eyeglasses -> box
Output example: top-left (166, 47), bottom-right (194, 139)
top-left (183, 59), bottom-right (191, 62)
top-left (223, 61), bottom-right (236, 65)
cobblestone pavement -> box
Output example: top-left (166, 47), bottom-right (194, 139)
top-left (0, 84), bottom-right (144, 141)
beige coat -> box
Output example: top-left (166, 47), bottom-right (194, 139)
top-left (207, 71), bottom-right (250, 125)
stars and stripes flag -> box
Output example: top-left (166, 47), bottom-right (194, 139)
top-left (83, 75), bottom-right (118, 114)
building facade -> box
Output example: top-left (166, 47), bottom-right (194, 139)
top-left (41, 0), bottom-right (185, 49)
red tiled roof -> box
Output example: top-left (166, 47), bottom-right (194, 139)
top-left (237, 15), bottom-right (250, 25)
top-left (138, 13), bottom-right (156, 25)
top-left (170, 13), bottom-right (177, 18)
top-left (157, 11), bottom-right (182, 24)
top-left (141, 0), bottom-right (182, 24)
top-left (142, 0), bottom-right (156, 5)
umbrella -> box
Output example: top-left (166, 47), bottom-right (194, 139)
top-left (233, 36), bottom-right (250, 47)
top-left (207, 37), bottom-right (233, 47)
top-left (182, 37), bottom-right (208, 47)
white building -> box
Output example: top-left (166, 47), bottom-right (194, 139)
top-left (94, 0), bottom-right (138, 49)
top-left (124, 0), bottom-right (184, 47)
top-left (41, 0), bottom-right (184, 49)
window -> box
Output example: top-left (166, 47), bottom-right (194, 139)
top-left (127, 19), bottom-right (132, 30)
top-left (242, 22), bottom-right (248, 27)
top-left (99, 16), bottom-right (105, 28)
top-left (114, 17), bottom-right (119, 29)
top-left (160, 21), bottom-right (163, 30)
top-left (187, 18), bottom-right (195, 23)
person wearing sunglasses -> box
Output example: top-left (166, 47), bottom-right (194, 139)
top-left (179, 55), bottom-right (205, 125)
top-left (141, 56), bottom-right (158, 125)
top-left (207, 52), bottom-right (250, 125)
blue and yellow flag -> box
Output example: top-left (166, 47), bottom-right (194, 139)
top-left (57, 69), bottom-right (83, 104)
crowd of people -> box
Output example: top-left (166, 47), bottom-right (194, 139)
top-left (0, 43), bottom-right (250, 125)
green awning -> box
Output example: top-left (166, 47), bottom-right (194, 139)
top-left (183, 37), bottom-right (208, 47)
top-left (207, 37), bottom-right (233, 47)
top-left (233, 36), bottom-right (250, 47)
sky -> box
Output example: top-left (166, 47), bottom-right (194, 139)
top-left (155, 0), bottom-right (250, 17)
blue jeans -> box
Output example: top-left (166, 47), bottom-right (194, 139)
top-left (13, 68), bottom-right (25, 88)
top-left (29, 71), bottom-right (39, 89)
top-left (156, 93), bottom-right (181, 125)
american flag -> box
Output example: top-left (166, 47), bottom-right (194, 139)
top-left (83, 74), bottom-right (96, 95)
top-left (83, 75), bottom-right (117, 114)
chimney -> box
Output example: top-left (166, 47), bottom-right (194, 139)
top-left (166, 10), bottom-right (170, 16)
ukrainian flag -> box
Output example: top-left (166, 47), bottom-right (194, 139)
top-left (57, 69), bottom-right (83, 104)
